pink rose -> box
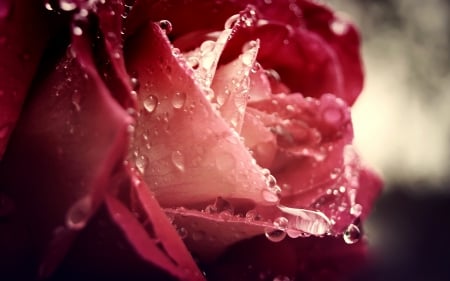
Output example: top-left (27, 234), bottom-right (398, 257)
top-left (0, 0), bottom-right (381, 280)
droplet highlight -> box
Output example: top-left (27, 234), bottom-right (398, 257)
top-left (343, 223), bottom-right (361, 244)
top-left (143, 95), bottom-right (158, 113)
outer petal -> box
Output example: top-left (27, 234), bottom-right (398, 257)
top-left (0, 35), bottom-right (131, 279)
top-left (0, 0), bottom-right (55, 158)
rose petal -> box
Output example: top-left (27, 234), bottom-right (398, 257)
top-left (128, 168), bottom-right (206, 280)
top-left (0, 41), bottom-right (131, 278)
top-left (50, 198), bottom-right (182, 280)
top-left (126, 22), bottom-right (274, 208)
top-left (0, 0), bottom-right (54, 158)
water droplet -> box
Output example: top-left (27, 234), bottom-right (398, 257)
top-left (171, 92), bottom-right (186, 109)
top-left (177, 227), bottom-right (188, 239)
top-left (265, 174), bottom-right (277, 189)
top-left (171, 150), bottom-right (185, 172)
top-left (224, 14), bottom-right (239, 29)
top-left (73, 26), bottom-right (83, 36)
top-left (264, 228), bottom-right (286, 242)
top-left (350, 203), bottom-right (362, 217)
top-left (343, 223), bottom-right (361, 244)
top-left (200, 40), bottom-right (215, 54)
top-left (261, 189), bottom-right (279, 204)
top-left (135, 155), bottom-right (149, 174)
top-left (273, 216), bottom-right (288, 230)
top-left (44, 0), bottom-right (54, 11)
top-left (187, 56), bottom-right (200, 69)
top-left (59, 0), bottom-right (77, 11)
top-left (143, 95), bottom-right (158, 113)
top-left (330, 168), bottom-right (340, 179)
top-left (245, 209), bottom-right (261, 221)
top-left (159, 20), bottom-right (173, 34)
top-left (330, 19), bottom-right (348, 35)
top-left (130, 77), bottom-right (140, 90)
top-left (71, 91), bottom-right (81, 111)
top-left (278, 205), bottom-right (331, 235)
top-left (66, 196), bottom-right (92, 230)
top-left (339, 185), bottom-right (346, 193)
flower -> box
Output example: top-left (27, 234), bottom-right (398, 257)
top-left (0, 0), bottom-right (381, 280)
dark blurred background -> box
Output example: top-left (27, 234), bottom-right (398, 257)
top-left (325, 0), bottom-right (450, 280)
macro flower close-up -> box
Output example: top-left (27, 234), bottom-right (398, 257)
top-left (0, 0), bottom-right (383, 280)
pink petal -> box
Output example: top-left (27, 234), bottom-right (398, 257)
top-left (126, 22), bottom-right (275, 208)
top-left (0, 0), bottom-right (54, 158)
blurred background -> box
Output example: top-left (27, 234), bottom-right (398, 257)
top-left (325, 0), bottom-right (450, 279)
top-left (327, 0), bottom-right (449, 187)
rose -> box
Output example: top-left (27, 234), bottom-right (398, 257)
top-left (0, 0), bottom-right (381, 280)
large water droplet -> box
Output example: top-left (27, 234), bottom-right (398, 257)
top-left (159, 20), bottom-right (173, 34)
top-left (278, 205), bottom-right (331, 235)
top-left (66, 196), bottom-right (92, 230)
top-left (343, 223), bottom-right (361, 244)
top-left (171, 92), bottom-right (186, 109)
top-left (171, 150), bottom-right (185, 172)
top-left (143, 95), bottom-right (158, 113)
top-left (264, 228), bottom-right (286, 242)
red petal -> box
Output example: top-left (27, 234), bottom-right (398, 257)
top-left (0, 0), bottom-right (54, 158)
top-left (0, 47), bottom-right (131, 278)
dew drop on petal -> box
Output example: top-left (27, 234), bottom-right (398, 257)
top-left (323, 107), bottom-right (342, 125)
top-left (66, 196), bottom-right (92, 230)
top-left (343, 223), bottom-right (361, 244)
top-left (143, 95), bottom-right (158, 113)
top-left (330, 19), bottom-right (349, 35)
top-left (171, 150), bottom-right (185, 172)
top-left (177, 226), bottom-right (188, 239)
top-left (158, 19), bottom-right (173, 34)
top-left (264, 228), bottom-right (286, 242)
top-left (59, 0), bottom-right (77, 11)
top-left (350, 203), bottom-right (363, 217)
top-left (273, 216), bottom-right (288, 230)
top-left (224, 14), bottom-right (239, 29)
top-left (171, 92), bottom-right (186, 109)
top-left (72, 26), bottom-right (83, 36)
top-left (261, 189), bottom-right (279, 204)
top-left (135, 155), bottom-right (148, 174)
